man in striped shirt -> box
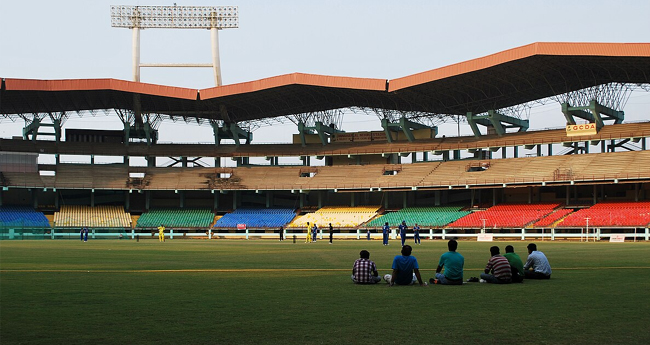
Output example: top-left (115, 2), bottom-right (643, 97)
top-left (351, 250), bottom-right (382, 284)
top-left (480, 246), bottom-right (512, 284)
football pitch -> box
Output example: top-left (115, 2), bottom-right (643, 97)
top-left (1, 239), bottom-right (649, 345)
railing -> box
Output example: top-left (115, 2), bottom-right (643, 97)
top-left (2, 227), bottom-right (648, 241)
top-left (1, 122), bottom-right (649, 158)
top-left (3, 171), bottom-right (650, 191)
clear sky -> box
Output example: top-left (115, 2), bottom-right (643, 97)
top-left (1, 0), bottom-right (649, 144)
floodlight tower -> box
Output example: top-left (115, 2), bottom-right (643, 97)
top-left (110, 5), bottom-right (238, 86)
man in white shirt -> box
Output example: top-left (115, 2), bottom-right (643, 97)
top-left (524, 243), bottom-right (552, 279)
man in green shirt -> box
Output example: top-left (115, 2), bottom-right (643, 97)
top-left (431, 239), bottom-right (464, 285)
top-left (503, 245), bottom-right (524, 283)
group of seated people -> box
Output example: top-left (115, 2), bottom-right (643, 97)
top-left (351, 240), bottom-right (552, 285)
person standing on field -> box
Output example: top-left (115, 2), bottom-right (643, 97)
top-left (398, 220), bottom-right (407, 247)
top-left (328, 223), bottom-right (334, 244)
top-left (382, 222), bottom-right (390, 246)
top-left (305, 222), bottom-right (312, 243)
top-left (413, 223), bottom-right (421, 245)
top-left (158, 224), bottom-right (165, 242)
top-left (279, 226), bottom-right (284, 241)
top-left (84, 227), bottom-right (89, 242)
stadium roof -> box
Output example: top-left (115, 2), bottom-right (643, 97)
top-left (2, 42), bottom-right (649, 122)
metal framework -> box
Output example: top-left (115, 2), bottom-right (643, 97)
top-left (289, 110), bottom-right (345, 146)
top-left (110, 5), bottom-right (238, 86)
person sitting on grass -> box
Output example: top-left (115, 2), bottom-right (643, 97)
top-left (351, 250), bottom-right (382, 284)
top-left (503, 245), bottom-right (524, 283)
top-left (431, 239), bottom-right (464, 285)
top-left (480, 246), bottom-right (512, 284)
top-left (524, 243), bottom-right (552, 279)
top-left (384, 245), bottom-right (426, 287)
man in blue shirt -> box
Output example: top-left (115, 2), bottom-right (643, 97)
top-left (524, 243), bottom-right (552, 279)
top-left (398, 221), bottom-right (407, 247)
top-left (382, 222), bottom-right (390, 246)
top-left (413, 223), bottom-right (421, 245)
top-left (385, 245), bottom-right (426, 286)
top-left (432, 239), bottom-right (464, 285)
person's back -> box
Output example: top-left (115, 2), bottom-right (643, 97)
top-left (387, 245), bottom-right (425, 286)
top-left (524, 243), bottom-right (552, 279)
top-left (433, 240), bottom-right (464, 285)
top-left (503, 245), bottom-right (524, 282)
top-left (480, 246), bottom-right (512, 284)
top-left (351, 250), bottom-right (381, 284)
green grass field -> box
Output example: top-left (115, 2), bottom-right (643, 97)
top-left (1, 239), bottom-right (649, 345)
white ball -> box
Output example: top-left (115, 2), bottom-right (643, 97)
top-left (383, 274), bottom-right (391, 283)
top-left (479, 279), bottom-right (486, 283)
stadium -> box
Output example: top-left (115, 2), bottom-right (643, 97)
top-left (2, 3), bottom-right (650, 345)
top-left (1, 42), bottom-right (650, 241)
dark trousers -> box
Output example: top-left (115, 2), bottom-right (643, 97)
top-left (524, 271), bottom-right (550, 279)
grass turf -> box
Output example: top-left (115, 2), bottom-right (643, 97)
top-left (1, 239), bottom-right (649, 345)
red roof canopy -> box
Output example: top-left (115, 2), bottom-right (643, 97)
top-left (2, 42), bottom-right (649, 122)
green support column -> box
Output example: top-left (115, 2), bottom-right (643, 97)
top-left (548, 144), bottom-right (553, 156)
top-left (318, 191), bottom-right (323, 208)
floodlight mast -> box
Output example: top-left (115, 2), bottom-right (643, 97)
top-left (110, 5), bottom-right (238, 86)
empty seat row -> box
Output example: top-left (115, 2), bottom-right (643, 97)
top-left (214, 208), bottom-right (296, 228)
top-left (0, 205), bottom-right (50, 228)
top-left (137, 208), bottom-right (215, 228)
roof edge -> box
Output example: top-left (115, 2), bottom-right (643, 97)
top-left (199, 72), bottom-right (387, 100)
top-left (2, 78), bottom-right (198, 100)
top-left (388, 42), bottom-right (650, 92)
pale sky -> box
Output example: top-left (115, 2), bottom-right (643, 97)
top-left (1, 0), bottom-right (649, 146)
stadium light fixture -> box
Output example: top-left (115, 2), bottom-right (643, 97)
top-left (110, 5), bottom-right (239, 86)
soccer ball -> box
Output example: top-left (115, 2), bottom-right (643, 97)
top-left (383, 274), bottom-right (391, 284)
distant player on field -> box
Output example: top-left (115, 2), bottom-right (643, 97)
top-left (305, 222), bottom-right (312, 243)
top-left (413, 223), bottom-right (421, 245)
top-left (398, 220), bottom-right (407, 247)
top-left (382, 222), bottom-right (390, 246)
top-left (158, 224), bottom-right (165, 242)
